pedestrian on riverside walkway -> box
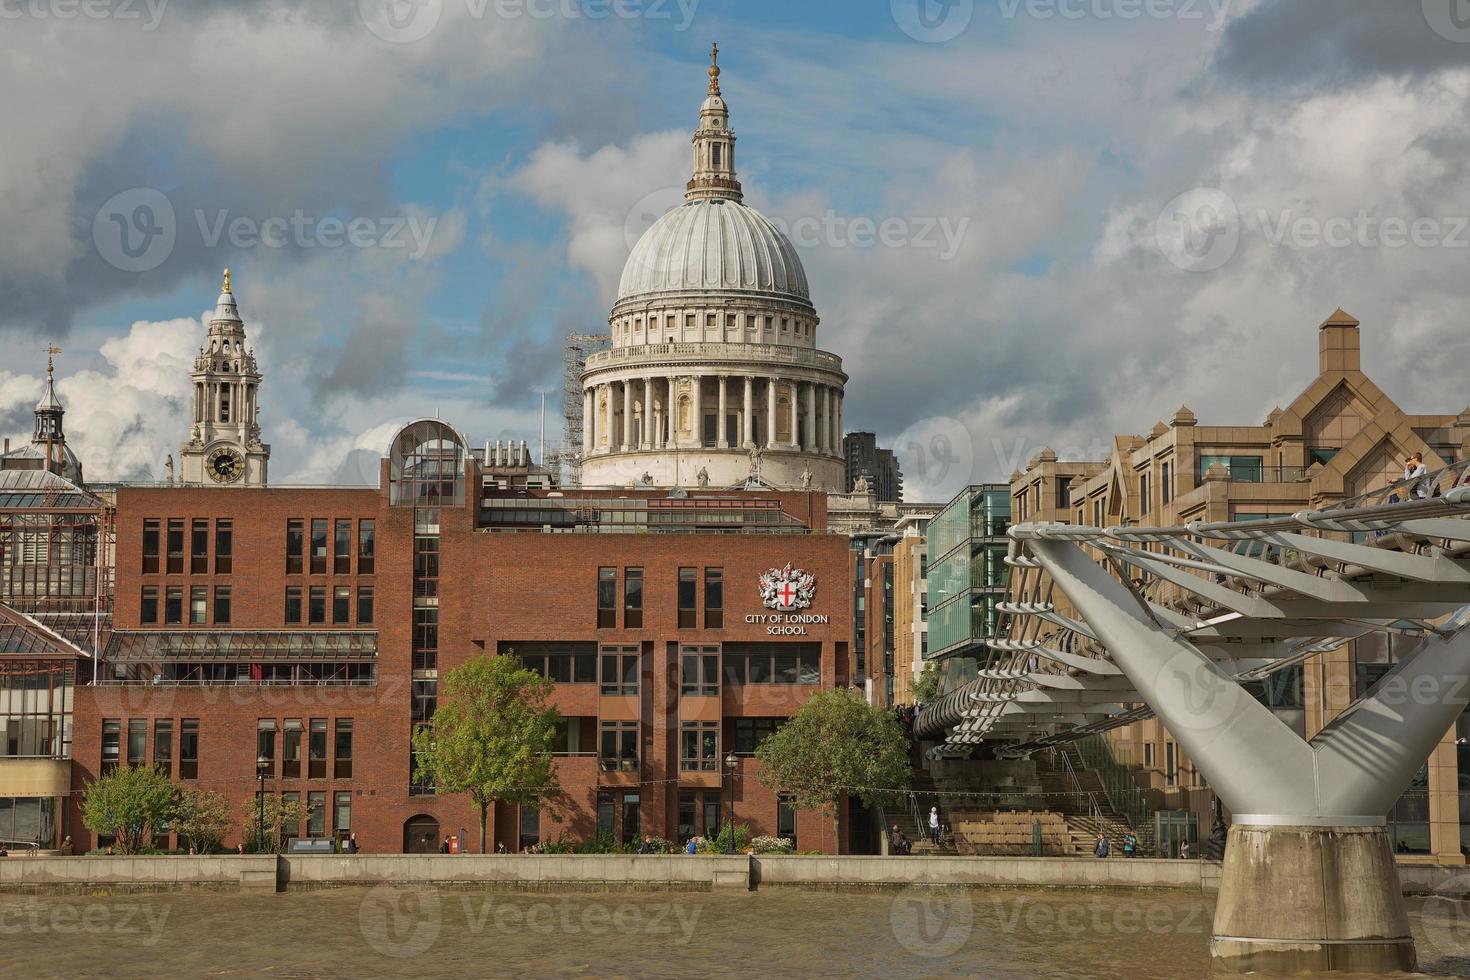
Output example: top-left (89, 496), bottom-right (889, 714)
top-left (1122, 832), bottom-right (1137, 858)
top-left (1179, 840), bottom-right (1191, 860)
top-left (927, 806), bottom-right (940, 846)
top-left (1094, 833), bottom-right (1110, 859)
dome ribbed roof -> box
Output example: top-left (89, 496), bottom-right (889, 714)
top-left (617, 199), bottom-right (810, 305)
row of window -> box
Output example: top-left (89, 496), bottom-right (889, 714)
top-left (101, 718), bottom-right (199, 778)
top-left (594, 790), bottom-right (797, 849)
top-left (257, 718), bottom-right (353, 779)
top-left (611, 311), bottom-right (814, 346)
top-left (285, 519), bottom-right (376, 576)
top-left (285, 587), bottom-right (375, 626)
top-left (507, 642), bottom-right (821, 694)
top-left (142, 519), bottom-right (232, 575)
top-left (596, 566), bottom-right (723, 629)
top-left (262, 790), bottom-right (354, 841)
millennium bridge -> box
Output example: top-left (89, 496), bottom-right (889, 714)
top-left (917, 461), bottom-right (1470, 972)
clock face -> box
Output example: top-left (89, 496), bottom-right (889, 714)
top-left (207, 447), bottom-right (245, 484)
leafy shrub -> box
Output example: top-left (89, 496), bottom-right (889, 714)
top-left (750, 835), bottom-right (794, 854)
top-left (698, 823), bottom-right (751, 854)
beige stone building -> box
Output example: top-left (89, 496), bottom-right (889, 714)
top-left (1010, 309), bottom-right (1470, 863)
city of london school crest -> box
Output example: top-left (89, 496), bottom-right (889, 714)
top-left (759, 564), bottom-right (816, 611)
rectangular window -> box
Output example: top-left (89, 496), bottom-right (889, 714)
top-left (680, 645), bottom-right (720, 696)
top-left (1198, 455), bottom-right (1264, 483)
top-left (334, 792), bottom-right (352, 836)
top-left (623, 568), bottom-right (643, 629)
top-left (777, 796), bottom-right (797, 849)
top-left (334, 719), bottom-right (353, 779)
top-left (1138, 473), bottom-right (1150, 514)
top-left (357, 587), bottom-right (374, 625)
top-left (412, 608), bottom-right (438, 670)
top-left (179, 719), bottom-right (199, 779)
top-left (166, 519), bottom-right (185, 574)
top-left (599, 720), bottom-right (639, 771)
top-left (286, 520), bottom-right (304, 574)
top-left (723, 643), bottom-right (821, 686)
top-left (334, 519), bottom-right (351, 575)
top-left (307, 791), bottom-right (326, 838)
top-left (678, 567), bottom-right (696, 628)
top-left (214, 586), bottom-right (232, 625)
top-left (310, 519), bottom-right (328, 574)
top-left (734, 718), bottom-right (781, 754)
top-left (140, 587), bottom-right (159, 625)
top-left (165, 586), bottom-right (184, 625)
top-left (332, 587), bottom-right (350, 624)
top-left (1166, 741), bottom-right (1177, 787)
top-left (679, 721), bottom-right (718, 772)
top-left (597, 568), bottom-right (616, 628)
top-left (309, 587), bottom-right (326, 625)
top-left (257, 719), bottom-right (276, 777)
top-left (597, 792), bottom-right (616, 838)
top-left (621, 793), bottom-right (640, 845)
top-left (215, 520), bottom-right (232, 574)
top-left (1161, 461), bottom-right (1173, 504)
top-left (190, 519), bottom-right (209, 574)
top-left (285, 587), bottom-right (303, 625)
top-left (101, 720), bottom-right (120, 774)
top-left (279, 792), bottom-right (301, 842)
top-left (599, 645), bottom-right (639, 696)
top-left (142, 519), bottom-right (160, 574)
top-left (519, 806), bottom-right (540, 851)
top-left (704, 568), bottom-right (723, 628)
top-left (190, 585), bottom-right (207, 625)
top-left (358, 520), bottom-right (375, 575)
top-left (677, 793), bottom-right (697, 845)
top-left (308, 719), bottom-right (327, 779)
top-left (126, 719), bottom-right (145, 768)
top-left (153, 720), bottom-right (173, 778)
top-left (282, 719), bottom-right (302, 779)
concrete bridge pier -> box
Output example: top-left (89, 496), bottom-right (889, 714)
top-left (1211, 823), bottom-right (1413, 973)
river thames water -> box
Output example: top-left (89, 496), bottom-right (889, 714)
top-left (4, 886), bottom-right (1470, 978)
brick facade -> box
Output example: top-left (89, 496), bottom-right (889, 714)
top-left (71, 477), bottom-right (853, 854)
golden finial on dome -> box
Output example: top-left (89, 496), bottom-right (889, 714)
top-left (708, 41), bottom-right (720, 96)
top-left (222, 268), bottom-right (232, 294)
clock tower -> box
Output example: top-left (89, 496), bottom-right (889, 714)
top-left (179, 270), bottom-right (270, 487)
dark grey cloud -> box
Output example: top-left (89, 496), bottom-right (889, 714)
top-left (1213, 1), bottom-right (1470, 89)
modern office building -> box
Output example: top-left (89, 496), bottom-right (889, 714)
top-left (1006, 309), bottom-right (1470, 862)
top-left (924, 485), bottom-right (1012, 692)
top-left (842, 432), bottom-right (903, 502)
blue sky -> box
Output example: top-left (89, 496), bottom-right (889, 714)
top-left (3, 2), bottom-right (1470, 497)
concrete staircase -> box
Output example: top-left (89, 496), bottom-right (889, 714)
top-left (1034, 744), bottom-right (1154, 856)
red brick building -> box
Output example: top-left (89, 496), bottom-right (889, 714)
top-left (69, 420), bottom-right (854, 853)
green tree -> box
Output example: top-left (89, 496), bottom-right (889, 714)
top-left (411, 653), bottom-right (561, 853)
top-left (242, 794), bottom-right (309, 854)
top-left (754, 688), bottom-right (912, 852)
top-left (914, 662), bottom-right (941, 703)
top-left (172, 789), bottom-right (232, 854)
top-left (80, 765), bottom-right (177, 854)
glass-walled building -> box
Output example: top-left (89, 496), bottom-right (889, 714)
top-left (925, 486), bottom-right (1010, 692)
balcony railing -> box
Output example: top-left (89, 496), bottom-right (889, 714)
top-left (584, 342), bottom-right (844, 374)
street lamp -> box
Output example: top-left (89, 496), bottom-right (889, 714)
top-left (724, 751), bottom-right (738, 854)
top-left (255, 755), bottom-right (270, 853)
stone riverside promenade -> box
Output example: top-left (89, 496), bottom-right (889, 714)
top-left (1, 854), bottom-right (1466, 896)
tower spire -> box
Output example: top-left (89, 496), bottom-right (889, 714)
top-left (686, 42), bottom-right (741, 203)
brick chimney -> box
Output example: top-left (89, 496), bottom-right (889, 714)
top-left (1319, 308), bottom-right (1361, 373)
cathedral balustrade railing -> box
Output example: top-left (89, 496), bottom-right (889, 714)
top-left (583, 342), bottom-right (843, 373)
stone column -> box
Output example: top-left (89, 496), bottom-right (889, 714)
top-left (603, 384), bottom-right (614, 452)
top-left (622, 380), bottom-right (633, 451)
top-left (823, 387), bottom-right (834, 455)
top-left (743, 375), bottom-right (755, 448)
top-left (766, 377), bottom-right (778, 449)
top-left (690, 374), bottom-right (703, 448)
top-left (835, 390), bottom-right (844, 451)
top-left (788, 383), bottom-right (799, 450)
top-left (716, 375), bottom-right (728, 449)
top-left (804, 382), bottom-right (816, 451)
top-left (583, 388), bottom-right (594, 455)
top-left (641, 376), bottom-right (654, 450)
